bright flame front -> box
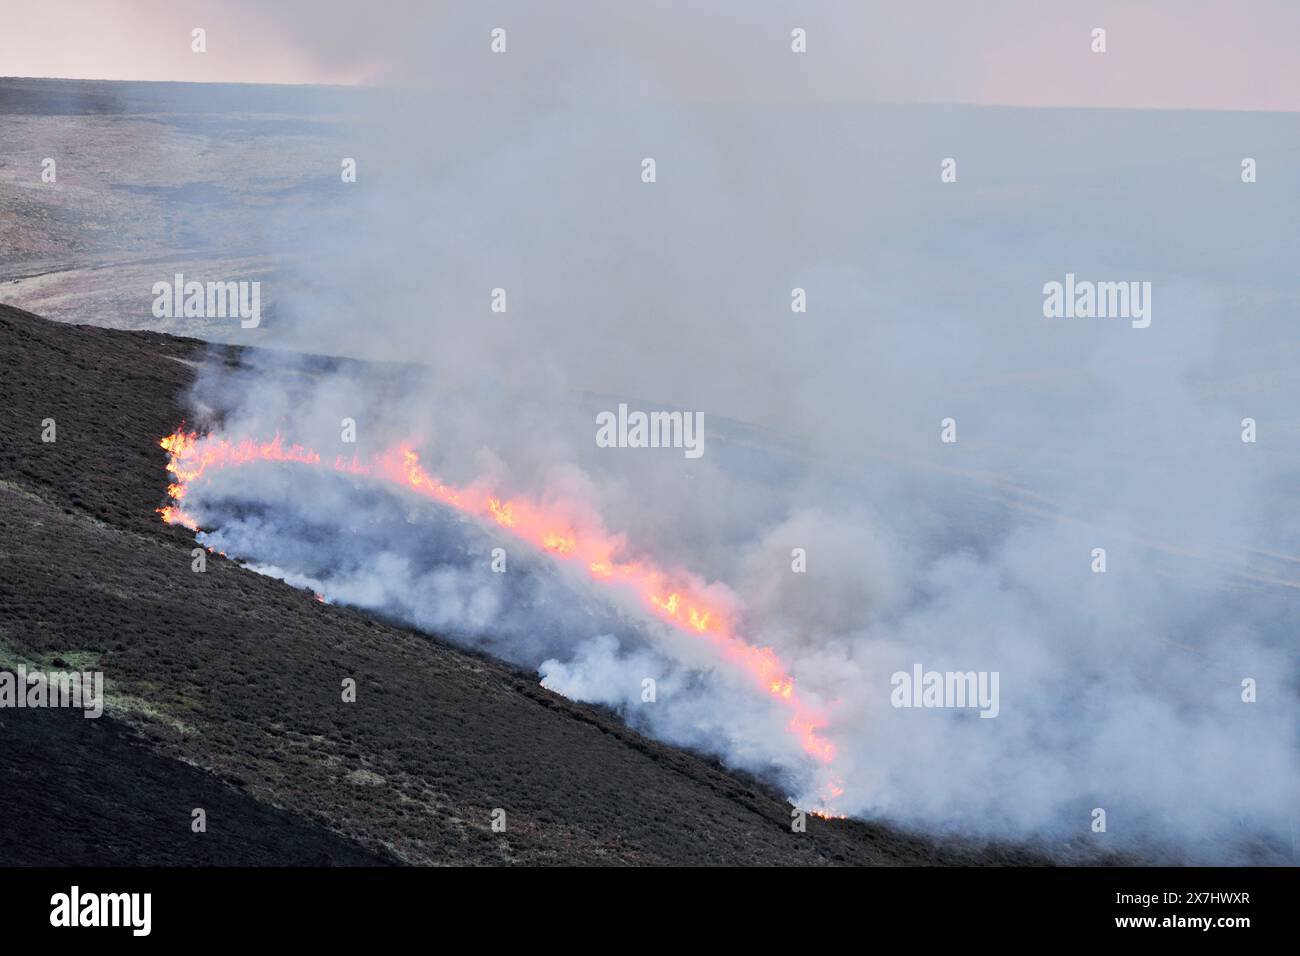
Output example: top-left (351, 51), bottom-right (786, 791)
top-left (157, 428), bottom-right (844, 808)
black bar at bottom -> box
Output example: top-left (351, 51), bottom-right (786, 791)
top-left (0, 865), bottom-right (1286, 940)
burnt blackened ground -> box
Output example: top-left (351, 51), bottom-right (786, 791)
top-left (0, 303), bottom-right (1061, 865)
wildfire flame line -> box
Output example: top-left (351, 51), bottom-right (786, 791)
top-left (157, 429), bottom-right (843, 807)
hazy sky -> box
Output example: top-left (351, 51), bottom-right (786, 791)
top-left (3, 0), bottom-right (1299, 111)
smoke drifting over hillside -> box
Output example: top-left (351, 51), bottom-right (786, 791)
top-left (148, 6), bottom-right (1300, 861)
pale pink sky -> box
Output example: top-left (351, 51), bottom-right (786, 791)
top-left (2, 0), bottom-right (1298, 111)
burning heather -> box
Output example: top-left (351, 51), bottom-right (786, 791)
top-left (159, 427), bottom-right (844, 809)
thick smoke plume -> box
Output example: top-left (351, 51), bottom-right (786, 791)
top-left (158, 4), bottom-right (1299, 861)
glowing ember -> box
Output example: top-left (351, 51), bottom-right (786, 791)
top-left (157, 428), bottom-right (843, 804)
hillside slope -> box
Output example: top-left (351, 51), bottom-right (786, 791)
top-left (0, 303), bottom-right (1047, 866)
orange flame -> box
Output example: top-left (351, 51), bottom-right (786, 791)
top-left (487, 497), bottom-right (516, 528)
top-left (156, 428), bottom-right (842, 801)
top-left (543, 532), bottom-right (576, 554)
